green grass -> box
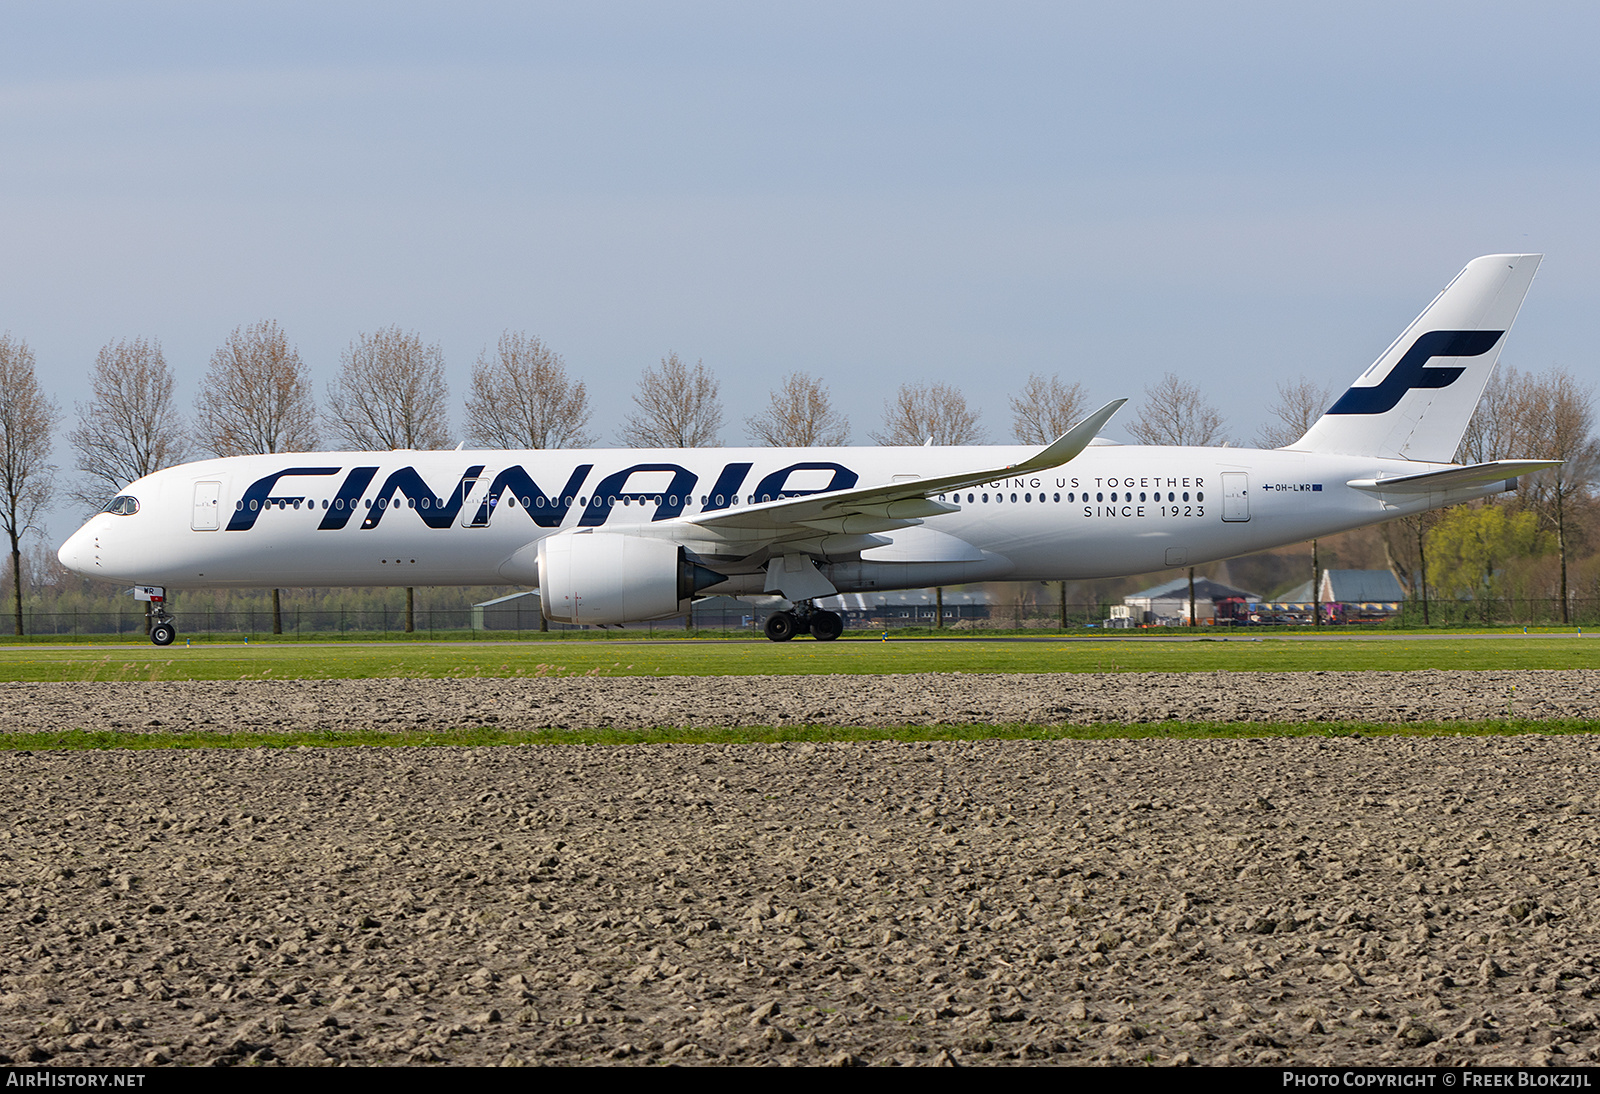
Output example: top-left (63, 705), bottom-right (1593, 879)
top-left (3, 718), bottom-right (1598, 752)
top-left (0, 633), bottom-right (1592, 682)
top-left (1, 634), bottom-right (1594, 750)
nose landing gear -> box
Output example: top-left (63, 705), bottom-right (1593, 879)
top-left (135, 585), bottom-right (177, 646)
top-left (148, 603), bottom-right (177, 646)
top-left (763, 602), bottom-right (844, 642)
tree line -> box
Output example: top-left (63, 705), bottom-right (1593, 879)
top-left (1378, 367), bottom-right (1600, 624)
top-left (0, 321), bottom-right (1595, 633)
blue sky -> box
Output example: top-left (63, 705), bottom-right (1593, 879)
top-left (5, 1), bottom-right (1598, 539)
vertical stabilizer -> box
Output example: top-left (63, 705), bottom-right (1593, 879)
top-left (1292, 254), bottom-right (1541, 462)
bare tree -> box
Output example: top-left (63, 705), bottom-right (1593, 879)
top-left (0, 335), bottom-right (57, 635)
top-left (1256, 376), bottom-right (1332, 448)
top-left (326, 327), bottom-right (452, 450)
top-left (871, 382), bottom-right (983, 446)
top-left (198, 321), bottom-right (321, 635)
top-left (197, 321), bottom-right (319, 457)
top-left (746, 372), bottom-right (849, 446)
top-left (1444, 364), bottom-right (1597, 621)
top-left (1126, 373), bottom-right (1228, 446)
top-left (1518, 369), bottom-right (1599, 622)
top-left (1457, 366), bottom-right (1532, 465)
top-left (1379, 510), bottom-right (1444, 623)
top-left (1432, 363), bottom-right (1600, 622)
top-left (464, 332), bottom-right (592, 450)
top-left (326, 327), bottom-right (450, 635)
top-left (1010, 373), bottom-right (1087, 445)
top-left (619, 353), bottom-right (722, 447)
top-left (69, 337), bottom-right (190, 510)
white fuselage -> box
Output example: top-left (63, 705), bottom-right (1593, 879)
top-left (57, 443), bottom-right (1503, 595)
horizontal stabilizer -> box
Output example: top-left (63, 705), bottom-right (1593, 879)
top-left (1346, 460), bottom-right (1560, 494)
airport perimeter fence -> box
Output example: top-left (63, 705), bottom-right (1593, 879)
top-left (13, 595), bottom-right (1600, 637)
top-left (857, 596), bottom-right (1600, 631)
top-left (17, 606), bottom-right (475, 637)
top-left (11, 606), bottom-right (725, 637)
top-left (10, 600), bottom-right (775, 637)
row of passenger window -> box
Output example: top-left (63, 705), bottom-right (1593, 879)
top-left (937, 490), bottom-right (1203, 504)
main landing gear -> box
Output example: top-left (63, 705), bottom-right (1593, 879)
top-left (763, 602), bottom-right (844, 643)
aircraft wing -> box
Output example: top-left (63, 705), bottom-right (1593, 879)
top-left (1346, 459), bottom-right (1561, 494)
top-left (664, 399), bottom-right (1125, 550)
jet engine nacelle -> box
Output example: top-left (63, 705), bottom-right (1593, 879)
top-left (535, 531), bottom-right (724, 625)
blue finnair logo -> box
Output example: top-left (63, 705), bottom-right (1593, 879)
top-left (225, 460), bottom-right (861, 532)
top-left (1326, 329), bottom-right (1504, 415)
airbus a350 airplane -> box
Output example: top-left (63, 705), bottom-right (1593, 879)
top-left (59, 254), bottom-right (1557, 645)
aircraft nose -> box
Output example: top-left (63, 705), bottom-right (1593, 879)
top-left (58, 523), bottom-right (98, 576)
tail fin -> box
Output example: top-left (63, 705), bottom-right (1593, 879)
top-left (1293, 254), bottom-right (1542, 462)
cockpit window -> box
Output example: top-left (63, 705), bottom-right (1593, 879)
top-left (101, 495), bottom-right (140, 516)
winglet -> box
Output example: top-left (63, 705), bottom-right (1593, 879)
top-left (1009, 399), bottom-right (1126, 476)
